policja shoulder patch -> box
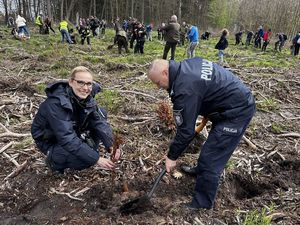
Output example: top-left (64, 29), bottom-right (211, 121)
top-left (173, 108), bottom-right (183, 126)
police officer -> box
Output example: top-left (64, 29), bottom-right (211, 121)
top-left (148, 58), bottom-right (255, 209)
top-left (31, 66), bottom-right (120, 174)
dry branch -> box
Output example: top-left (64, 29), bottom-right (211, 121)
top-left (278, 132), bottom-right (300, 138)
top-left (33, 93), bottom-right (47, 98)
top-left (115, 115), bottom-right (154, 122)
top-left (2, 152), bottom-right (20, 167)
top-left (0, 123), bottom-right (30, 138)
top-left (242, 135), bottom-right (258, 150)
top-left (0, 141), bottom-right (14, 154)
top-left (279, 112), bottom-right (300, 120)
top-left (50, 187), bottom-right (84, 201)
top-left (118, 90), bottom-right (159, 100)
top-left (4, 159), bottom-right (31, 180)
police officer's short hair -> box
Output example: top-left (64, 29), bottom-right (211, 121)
top-left (70, 66), bottom-right (94, 79)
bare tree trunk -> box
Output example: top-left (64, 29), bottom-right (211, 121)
top-left (17, 0), bottom-right (21, 14)
top-left (125, 0), bottom-right (128, 18)
top-left (110, 0), bottom-right (114, 22)
top-left (66, 0), bottom-right (76, 21)
top-left (28, 0), bottom-right (33, 20)
top-left (131, 0), bottom-right (134, 17)
top-left (89, 0), bottom-right (92, 17)
top-left (2, 0), bottom-right (9, 24)
top-left (116, 0), bottom-right (118, 18)
top-left (141, 0), bottom-right (144, 23)
top-left (94, 0), bottom-right (96, 16)
top-left (46, 0), bottom-right (52, 19)
top-left (178, 0), bottom-right (181, 23)
top-left (101, 0), bottom-right (106, 20)
top-left (22, 0), bottom-right (27, 18)
top-left (60, 0), bottom-right (64, 20)
top-left (76, 11), bottom-right (79, 25)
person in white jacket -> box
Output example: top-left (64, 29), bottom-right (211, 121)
top-left (15, 15), bottom-right (30, 38)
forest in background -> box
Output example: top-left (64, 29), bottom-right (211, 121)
top-left (1, 0), bottom-right (300, 37)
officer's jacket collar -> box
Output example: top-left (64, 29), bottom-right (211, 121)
top-left (168, 60), bottom-right (181, 96)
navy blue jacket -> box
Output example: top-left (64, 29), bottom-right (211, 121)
top-left (215, 35), bottom-right (228, 50)
top-left (31, 81), bottom-right (113, 166)
top-left (167, 58), bottom-right (255, 160)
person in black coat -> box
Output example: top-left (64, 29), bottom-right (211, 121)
top-left (31, 66), bottom-right (120, 174)
top-left (134, 23), bottom-right (146, 54)
top-left (148, 58), bottom-right (255, 210)
top-left (291, 32), bottom-right (300, 56)
top-left (275, 33), bottom-right (287, 52)
top-left (215, 29), bottom-right (229, 65)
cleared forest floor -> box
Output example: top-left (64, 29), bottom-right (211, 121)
top-left (0, 27), bottom-right (299, 225)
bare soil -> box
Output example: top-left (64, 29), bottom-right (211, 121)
top-left (0, 44), bottom-right (299, 225)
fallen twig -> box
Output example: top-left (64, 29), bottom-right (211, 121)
top-left (0, 123), bottom-right (30, 138)
top-left (2, 152), bottom-right (20, 167)
top-left (278, 132), bottom-right (300, 138)
top-left (115, 115), bottom-right (154, 122)
top-left (4, 159), bottom-right (31, 180)
top-left (0, 141), bottom-right (14, 154)
top-left (73, 187), bottom-right (91, 197)
top-left (50, 187), bottom-right (84, 201)
top-left (118, 90), bottom-right (159, 100)
top-left (242, 135), bottom-right (258, 150)
top-left (33, 93), bottom-right (47, 98)
top-left (279, 112), bottom-right (300, 120)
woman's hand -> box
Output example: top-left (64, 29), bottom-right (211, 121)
top-left (109, 147), bottom-right (121, 161)
top-left (97, 157), bottom-right (115, 170)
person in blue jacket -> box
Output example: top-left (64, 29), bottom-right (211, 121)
top-left (148, 58), bottom-right (255, 210)
top-left (31, 66), bottom-right (120, 174)
top-left (187, 24), bottom-right (199, 58)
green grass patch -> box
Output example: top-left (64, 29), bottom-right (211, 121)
top-left (240, 206), bottom-right (273, 225)
top-left (35, 83), bottom-right (47, 94)
top-left (95, 89), bottom-right (124, 113)
top-left (256, 98), bottom-right (279, 111)
top-left (271, 122), bottom-right (286, 134)
top-left (14, 137), bottom-right (34, 150)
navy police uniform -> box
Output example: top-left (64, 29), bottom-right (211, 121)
top-left (31, 81), bottom-right (113, 173)
top-left (168, 57), bottom-right (255, 209)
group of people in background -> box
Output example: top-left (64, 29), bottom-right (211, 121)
top-left (233, 26), bottom-right (300, 56)
top-left (5, 14), bottom-right (300, 60)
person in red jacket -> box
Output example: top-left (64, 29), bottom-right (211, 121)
top-left (262, 28), bottom-right (271, 52)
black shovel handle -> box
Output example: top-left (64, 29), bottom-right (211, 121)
top-left (147, 168), bottom-right (166, 198)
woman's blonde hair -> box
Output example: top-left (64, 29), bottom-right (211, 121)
top-left (70, 66), bottom-right (94, 79)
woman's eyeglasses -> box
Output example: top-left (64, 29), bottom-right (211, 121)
top-left (72, 79), bottom-right (93, 88)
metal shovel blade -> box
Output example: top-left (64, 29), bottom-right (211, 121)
top-left (120, 169), bottom-right (166, 214)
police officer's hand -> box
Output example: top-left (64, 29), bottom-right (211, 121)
top-left (165, 156), bottom-right (177, 173)
top-left (97, 157), bottom-right (115, 170)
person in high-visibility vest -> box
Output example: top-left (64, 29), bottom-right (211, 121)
top-left (35, 13), bottom-right (44, 34)
top-left (59, 19), bottom-right (73, 44)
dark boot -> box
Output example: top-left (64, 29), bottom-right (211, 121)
top-left (180, 165), bottom-right (197, 177)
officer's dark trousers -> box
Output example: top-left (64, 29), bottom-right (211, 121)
top-left (192, 106), bottom-right (255, 209)
top-left (36, 140), bottom-right (97, 172)
top-left (163, 42), bottom-right (177, 60)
